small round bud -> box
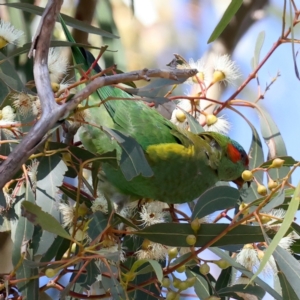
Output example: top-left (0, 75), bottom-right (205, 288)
top-left (166, 290), bottom-right (177, 300)
top-left (125, 271), bottom-right (136, 282)
top-left (186, 276), bottom-right (197, 287)
top-left (175, 110), bottom-right (186, 122)
top-left (77, 203), bottom-right (88, 217)
top-left (45, 268), bottom-right (57, 278)
top-left (51, 82), bottom-right (60, 93)
top-left (176, 264), bottom-right (186, 273)
top-left (199, 263), bottom-right (210, 275)
top-left (141, 239), bottom-right (151, 250)
top-left (268, 179), bottom-right (278, 190)
top-left (212, 70), bottom-right (225, 84)
top-left (206, 114), bottom-right (217, 126)
top-left (192, 72), bottom-right (205, 83)
top-left (269, 158), bottom-right (285, 169)
top-left (257, 184), bottom-right (267, 196)
top-left (260, 215), bottom-right (271, 224)
top-left (71, 242), bottom-right (77, 253)
top-left (186, 234), bottom-right (197, 246)
top-left (214, 259), bottom-right (231, 269)
top-left (239, 203), bottom-right (249, 215)
top-left (161, 277), bottom-right (171, 288)
top-left (173, 278), bottom-right (182, 288)
top-left (241, 170), bottom-right (254, 181)
top-left (178, 281), bottom-right (188, 291)
top-left (191, 218), bottom-right (201, 233)
top-left (168, 247), bottom-right (178, 260)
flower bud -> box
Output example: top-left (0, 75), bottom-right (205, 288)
top-left (268, 179), bottom-right (278, 190)
top-left (214, 259), bottom-right (231, 269)
top-left (186, 234), bottom-right (197, 246)
top-left (191, 218), bottom-right (201, 233)
top-left (199, 263), bottom-right (210, 275)
top-left (161, 277), bottom-right (171, 288)
top-left (257, 184), bottom-right (267, 196)
top-left (176, 264), bottom-right (186, 273)
top-left (168, 247), bottom-right (178, 260)
top-left (45, 268), bottom-right (58, 278)
top-left (175, 110), bottom-right (186, 122)
top-left (269, 158), bottom-right (285, 169)
top-left (241, 170), bottom-right (254, 181)
top-left (206, 114), bottom-right (217, 126)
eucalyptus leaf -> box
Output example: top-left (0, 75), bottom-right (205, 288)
top-left (136, 223), bottom-right (264, 247)
top-left (21, 201), bottom-right (72, 241)
top-left (192, 186), bottom-right (240, 220)
top-left (2, 3), bottom-right (118, 38)
top-left (207, 0), bottom-right (243, 43)
top-left (186, 268), bottom-right (210, 299)
top-left (251, 31), bottom-right (265, 70)
top-left (250, 181), bottom-right (300, 283)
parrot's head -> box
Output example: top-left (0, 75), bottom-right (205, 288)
top-left (204, 132), bottom-right (249, 187)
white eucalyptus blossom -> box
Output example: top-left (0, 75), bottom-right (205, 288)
top-left (139, 201), bottom-right (167, 227)
top-left (12, 92), bottom-right (35, 117)
top-left (187, 57), bottom-right (209, 84)
top-left (48, 47), bottom-right (69, 83)
top-left (203, 114), bottom-right (230, 134)
top-left (0, 20), bottom-right (24, 48)
top-left (58, 202), bottom-right (74, 228)
top-left (0, 105), bottom-right (16, 123)
top-left (212, 54), bottom-right (240, 85)
top-left (236, 244), bottom-right (259, 271)
top-left (91, 195), bottom-right (108, 214)
top-left (136, 241), bottom-right (168, 261)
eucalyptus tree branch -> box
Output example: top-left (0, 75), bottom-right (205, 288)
top-left (0, 44), bottom-right (197, 191)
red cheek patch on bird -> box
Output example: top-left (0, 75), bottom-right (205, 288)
top-left (227, 144), bottom-right (241, 163)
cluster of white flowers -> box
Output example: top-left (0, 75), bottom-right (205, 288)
top-left (0, 20), bottom-right (23, 48)
top-left (171, 54), bottom-right (240, 134)
top-left (0, 105), bottom-right (16, 124)
top-left (136, 240), bottom-right (168, 261)
top-left (91, 194), bottom-right (109, 214)
top-left (48, 47), bottom-right (69, 83)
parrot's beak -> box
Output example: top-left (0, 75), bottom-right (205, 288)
top-left (233, 177), bottom-right (251, 189)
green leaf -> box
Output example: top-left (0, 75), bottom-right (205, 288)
top-left (251, 31), bottom-right (265, 70)
top-left (87, 211), bottom-right (108, 240)
top-left (192, 186), bottom-right (240, 220)
top-left (21, 201), bottom-right (72, 241)
top-left (273, 244), bottom-right (300, 297)
top-left (258, 105), bottom-right (290, 179)
top-left (278, 266), bottom-right (299, 300)
top-left (207, 0), bottom-right (243, 43)
top-left (262, 190), bottom-right (285, 212)
top-left (135, 223), bottom-right (264, 247)
top-left (209, 247), bottom-right (283, 300)
top-left (103, 127), bottom-right (154, 180)
top-left (2, 2), bottom-right (118, 38)
top-left (35, 154), bottom-right (68, 255)
top-left (186, 268), bottom-right (210, 299)
top-left (217, 284), bottom-right (265, 299)
top-left (250, 181), bottom-right (300, 284)
top-left (259, 156), bottom-right (298, 168)
top-left (243, 123), bottom-right (264, 203)
top-left (130, 259), bottom-right (163, 282)
top-left (41, 236), bottom-right (69, 262)
top-left (215, 266), bottom-right (232, 292)
top-left (0, 52), bottom-right (24, 92)
top-left (183, 109), bottom-right (204, 134)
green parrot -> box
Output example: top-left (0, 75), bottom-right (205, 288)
top-left (79, 85), bottom-right (249, 205)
